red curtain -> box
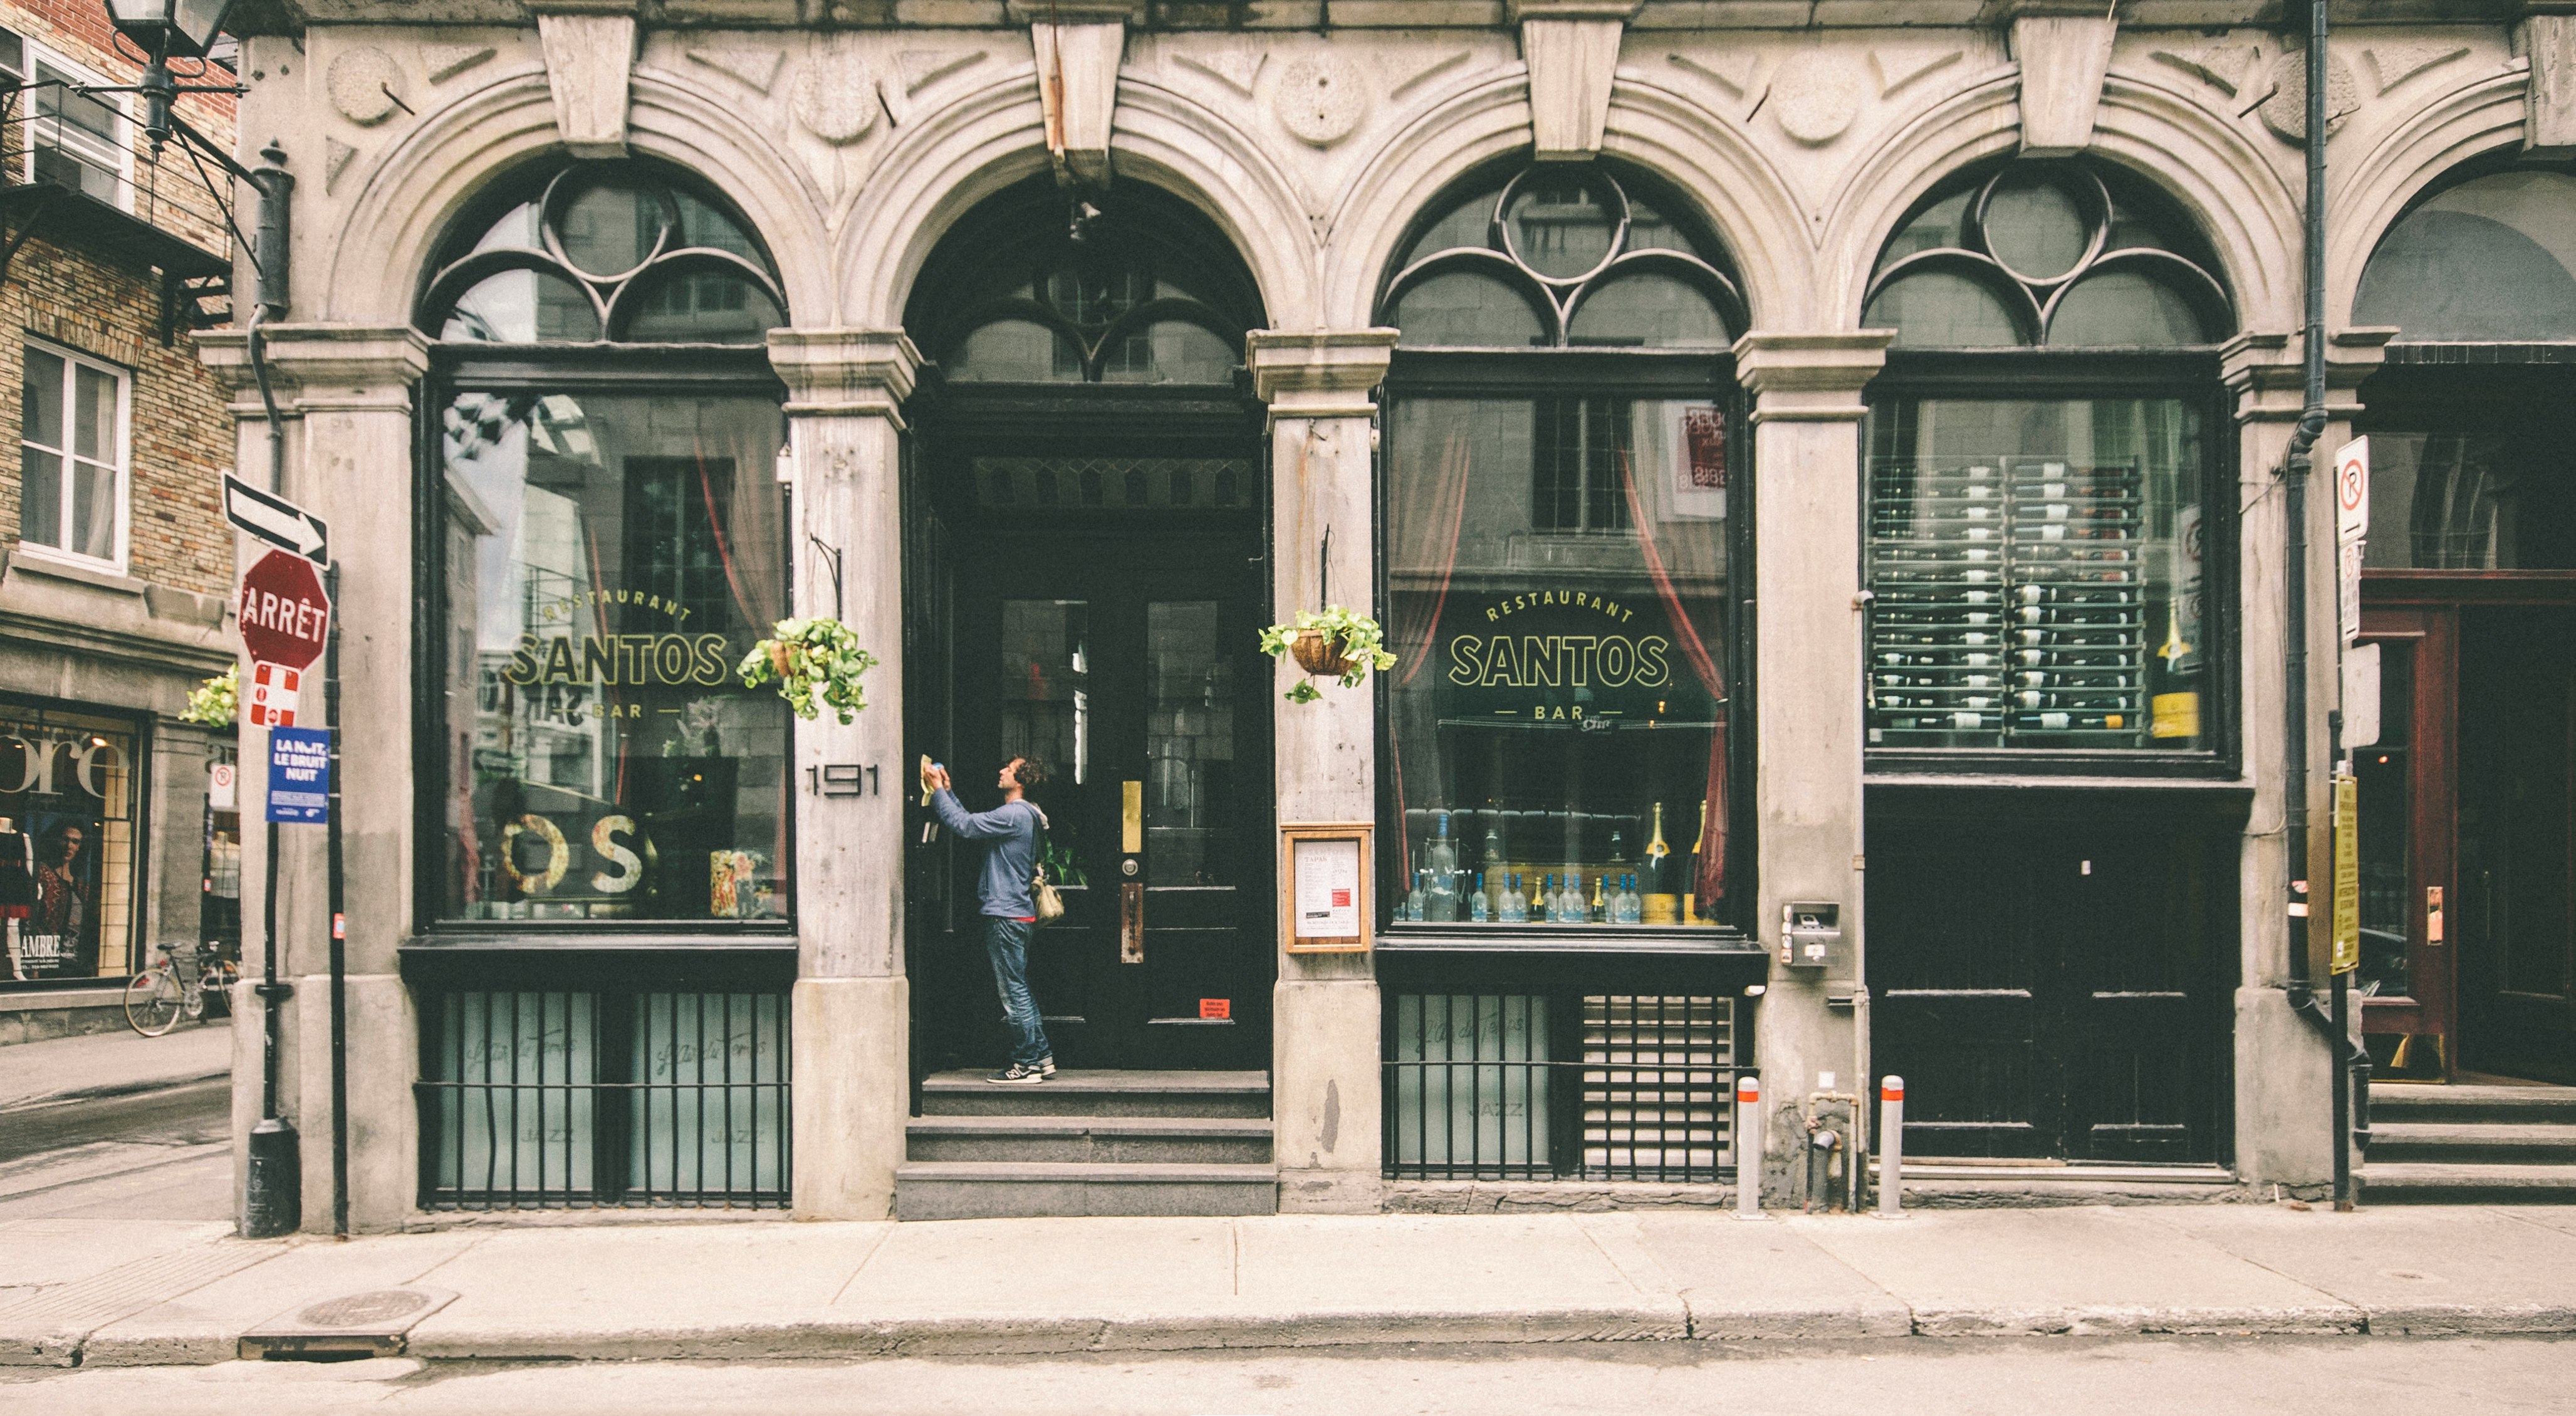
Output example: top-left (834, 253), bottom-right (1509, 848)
top-left (1617, 418), bottom-right (1731, 903)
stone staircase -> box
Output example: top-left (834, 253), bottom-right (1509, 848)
top-left (895, 1070), bottom-right (1278, 1220)
top-left (2364, 1082), bottom-right (2576, 1203)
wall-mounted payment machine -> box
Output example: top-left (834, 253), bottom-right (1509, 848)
top-left (1781, 901), bottom-right (1844, 972)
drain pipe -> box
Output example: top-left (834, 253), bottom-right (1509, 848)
top-left (2276, 0), bottom-right (2358, 1212)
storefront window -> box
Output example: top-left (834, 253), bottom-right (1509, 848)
top-left (1379, 164), bottom-right (1744, 931)
top-left (1864, 397), bottom-right (2212, 750)
top-left (1861, 161), bottom-right (2233, 759)
top-left (432, 392), bottom-right (790, 924)
top-left (420, 160), bottom-right (793, 927)
top-left (1, 702), bottom-right (140, 979)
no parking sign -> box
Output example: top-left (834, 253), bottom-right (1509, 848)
top-left (2334, 437), bottom-right (2369, 544)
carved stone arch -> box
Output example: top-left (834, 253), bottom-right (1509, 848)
top-left (835, 73), bottom-right (1315, 332)
top-left (325, 68), bottom-right (832, 328)
top-left (1322, 73), bottom-right (1806, 331)
top-left (1821, 71), bottom-right (2299, 335)
top-left (2327, 70), bottom-right (2529, 328)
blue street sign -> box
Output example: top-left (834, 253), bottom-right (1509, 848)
top-left (267, 726), bottom-right (331, 824)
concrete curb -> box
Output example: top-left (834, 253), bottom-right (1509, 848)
top-left (0, 1069), bottom-right (231, 1115)
top-left (46, 1299), bottom-right (2576, 1366)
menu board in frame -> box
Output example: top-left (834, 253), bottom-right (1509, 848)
top-left (1279, 822), bottom-right (1372, 955)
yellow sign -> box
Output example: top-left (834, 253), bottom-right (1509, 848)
top-left (2331, 774), bottom-right (2360, 975)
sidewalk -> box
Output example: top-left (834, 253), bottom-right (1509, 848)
top-left (0, 1019), bottom-right (234, 1113)
top-left (4, 1202), bottom-right (2572, 1368)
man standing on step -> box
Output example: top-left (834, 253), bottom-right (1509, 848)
top-left (926, 755), bottom-right (1055, 1084)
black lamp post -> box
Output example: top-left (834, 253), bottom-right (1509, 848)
top-left (104, 0), bottom-right (236, 152)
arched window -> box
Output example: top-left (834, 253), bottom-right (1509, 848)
top-left (1383, 165), bottom-right (1743, 349)
top-left (904, 178), bottom-right (1260, 386)
top-left (2353, 164), bottom-right (2576, 574)
top-left (415, 159), bottom-right (795, 931)
top-left (1863, 162), bottom-right (2231, 349)
top-left (1372, 162), bottom-right (1748, 938)
top-left (1859, 160), bottom-right (2232, 762)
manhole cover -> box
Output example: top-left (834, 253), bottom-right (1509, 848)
top-left (298, 1289), bottom-right (435, 1328)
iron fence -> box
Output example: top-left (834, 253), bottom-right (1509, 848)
top-left (417, 987), bottom-right (791, 1210)
top-left (1385, 993), bottom-right (1739, 1183)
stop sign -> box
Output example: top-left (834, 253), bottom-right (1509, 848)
top-left (238, 549), bottom-right (331, 671)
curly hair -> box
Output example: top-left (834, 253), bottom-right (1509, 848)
top-left (1008, 755), bottom-right (1050, 790)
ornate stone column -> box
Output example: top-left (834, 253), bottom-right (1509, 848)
top-left (199, 324), bottom-right (431, 1234)
top-left (1248, 328), bottom-right (1397, 1214)
top-left (768, 328), bottom-right (919, 1219)
top-left (1732, 330), bottom-right (1891, 1205)
top-left (2221, 325), bottom-right (2392, 1196)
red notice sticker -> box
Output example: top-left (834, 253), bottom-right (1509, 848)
top-left (1199, 998), bottom-right (1231, 1020)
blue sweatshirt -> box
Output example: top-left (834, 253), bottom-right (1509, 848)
top-left (931, 790), bottom-right (1049, 918)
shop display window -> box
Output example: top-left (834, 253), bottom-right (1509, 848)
top-left (419, 160), bottom-right (793, 928)
top-left (1860, 160), bottom-right (2234, 764)
top-left (1377, 163), bottom-right (1747, 931)
top-left (1, 703), bottom-right (140, 980)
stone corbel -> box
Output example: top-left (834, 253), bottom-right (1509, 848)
top-left (1732, 332), bottom-right (1894, 423)
top-left (1031, 19), bottom-right (1124, 186)
top-left (1247, 329), bottom-right (1399, 426)
top-left (2221, 328), bottom-right (2398, 429)
top-left (194, 325), bottom-right (432, 416)
top-left (2013, 12), bottom-right (2118, 157)
top-left (2526, 12), bottom-right (2576, 154)
top-left (1511, 1), bottom-right (1639, 162)
top-left (535, 6), bottom-right (639, 159)
top-left (768, 329), bottom-right (923, 427)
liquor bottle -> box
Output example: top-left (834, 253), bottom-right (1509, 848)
top-left (1534, 873), bottom-right (1555, 924)
top-left (1621, 873), bottom-right (1642, 924)
top-left (1557, 873), bottom-right (1582, 923)
top-left (1483, 816), bottom-right (1504, 877)
top-left (1501, 872), bottom-right (1528, 923)
top-left (1405, 869), bottom-right (1426, 924)
top-left (1470, 871), bottom-right (1491, 923)
top-left (1640, 802), bottom-right (1678, 924)
top-left (1425, 812), bottom-right (1461, 923)
top-left (1684, 797), bottom-right (1709, 924)
top-left (1590, 869), bottom-right (1608, 921)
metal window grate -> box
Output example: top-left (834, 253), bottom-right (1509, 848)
top-left (1384, 993), bottom-right (1736, 1183)
top-left (417, 988), bottom-right (790, 1210)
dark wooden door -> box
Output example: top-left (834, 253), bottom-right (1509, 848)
top-left (1870, 811), bottom-right (2226, 1162)
top-left (2354, 607), bottom-right (2455, 1074)
top-left (2458, 606), bottom-right (2576, 1083)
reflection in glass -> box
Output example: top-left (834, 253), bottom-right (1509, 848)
top-left (622, 270), bottom-right (785, 344)
top-left (2355, 172), bottom-right (2576, 342)
top-left (2048, 272), bottom-right (2206, 347)
top-left (556, 179), bottom-right (665, 277)
top-left (2359, 432), bottom-right (2576, 570)
top-left (441, 270), bottom-right (602, 344)
top-left (1864, 397), bottom-right (2209, 753)
top-left (1982, 175), bottom-right (2088, 281)
top-left (1000, 600), bottom-right (1090, 790)
top-left (1098, 320), bottom-right (1239, 384)
top-left (1145, 602), bottom-right (1234, 886)
top-left (1392, 272), bottom-right (1545, 348)
top-left (1385, 397), bottom-right (1731, 930)
top-left (951, 320), bottom-right (1082, 382)
top-left (1505, 175), bottom-right (1618, 278)
top-left (2356, 641), bottom-right (2414, 1000)
top-left (434, 392), bottom-right (791, 924)
top-left (1567, 275), bottom-right (1730, 349)
top-left (1867, 272), bottom-right (2023, 348)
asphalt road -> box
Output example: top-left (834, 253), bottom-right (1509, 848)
top-left (1, 1336), bottom-right (2568, 1415)
top-left (0, 1077), bottom-right (231, 1222)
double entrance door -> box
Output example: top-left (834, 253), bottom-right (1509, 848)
top-left (2359, 588), bottom-right (2576, 1083)
top-left (1868, 803), bottom-right (2233, 1162)
top-left (906, 432), bottom-right (1273, 1073)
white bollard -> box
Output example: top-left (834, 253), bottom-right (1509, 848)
top-left (1877, 1075), bottom-right (1906, 1219)
top-left (1735, 1072), bottom-right (1764, 1219)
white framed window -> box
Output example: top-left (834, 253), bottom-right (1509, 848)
top-left (19, 340), bottom-right (132, 570)
top-left (12, 36), bottom-right (133, 211)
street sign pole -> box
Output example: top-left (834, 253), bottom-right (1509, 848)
top-left (325, 562), bottom-right (348, 1239)
top-left (243, 770), bottom-right (299, 1239)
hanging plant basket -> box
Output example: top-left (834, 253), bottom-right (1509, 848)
top-left (738, 616), bottom-right (879, 724)
top-left (1259, 606), bottom-right (1397, 705)
top-left (179, 663), bottom-right (238, 730)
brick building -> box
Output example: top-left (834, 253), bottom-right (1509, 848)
top-left (0, 0), bottom-right (239, 1039)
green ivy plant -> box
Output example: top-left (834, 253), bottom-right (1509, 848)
top-left (1258, 605), bottom-right (1397, 705)
top-left (179, 664), bottom-right (238, 730)
top-left (739, 617), bottom-right (879, 724)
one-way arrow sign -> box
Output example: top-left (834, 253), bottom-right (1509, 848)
top-left (224, 474), bottom-right (330, 564)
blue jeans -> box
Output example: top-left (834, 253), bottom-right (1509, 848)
top-left (983, 915), bottom-right (1051, 1067)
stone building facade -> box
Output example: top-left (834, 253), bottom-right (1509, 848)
top-left (1, 0), bottom-right (237, 1038)
top-left (211, 0), bottom-right (2576, 1229)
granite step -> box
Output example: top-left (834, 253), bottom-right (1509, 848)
top-left (907, 1114), bottom-right (1275, 1165)
top-left (2359, 1162), bottom-right (2576, 1204)
top-left (2367, 1122), bottom-right (2576, 1165)
top-left (918, 1069), bottom-right (1271, 1119)
top-left (894, 1161), bottom-right (1281, 1220)
top-left (2367, 1083), bottom-right (2576, 1126)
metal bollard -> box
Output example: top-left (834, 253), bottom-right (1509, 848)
top-left (1877, 1075), bottom-right (1906, 1219)
top-left (1734, 1072), bottom-right (1764, 1219)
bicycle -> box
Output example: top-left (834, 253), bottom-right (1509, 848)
top-left (123, 941), bottom-right (239, 1037)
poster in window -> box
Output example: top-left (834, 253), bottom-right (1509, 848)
top-left (1, 711), bottom-right (135, 982)
top-left (1667, 404), bottom-right (1726, 521)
